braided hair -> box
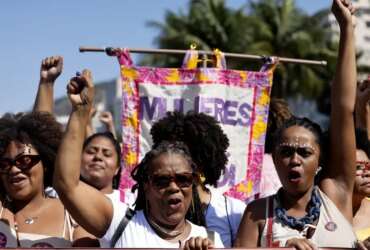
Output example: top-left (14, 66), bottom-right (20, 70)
top-left (150, 111), bottom-right (229, 187)
top-left (131, 141), bottom-right (206, 226)
top-left (265, 98), bottom-right (292, 153)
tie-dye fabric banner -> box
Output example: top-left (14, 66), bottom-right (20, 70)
top-left (117, 49), bottom-right (275, 202)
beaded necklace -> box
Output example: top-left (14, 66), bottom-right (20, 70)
top-left (275, 187), bottom-right (321, 231)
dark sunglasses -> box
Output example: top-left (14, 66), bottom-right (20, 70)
top-left (0, 155), bottom-right (41, 173)
top-left (149, 172), bottom-right (196, 189)
top-left (356, 161), bottom-right (370, 172)
top-left (277, 146), bottom-right (314, 158)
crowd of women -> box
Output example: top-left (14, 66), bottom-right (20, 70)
top-left (0, 0), bottom-right (369, 249)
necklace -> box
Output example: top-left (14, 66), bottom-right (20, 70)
top-left (146, 214), bottom-right (184, 238)
top-left (23, 216), bottom-right (38, 225)
top-left (5, 199), bottom-right (43, 226)
top-left (275, 186), bottom-right (321, 231)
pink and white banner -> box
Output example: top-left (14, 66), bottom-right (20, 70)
top-left (117, 49), bottom-right (275, 201)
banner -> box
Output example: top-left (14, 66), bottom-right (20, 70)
top-left (118, 49), bottom-right (275, 201)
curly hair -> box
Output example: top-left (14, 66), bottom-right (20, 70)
top-left (131, 141), bottom-right (206, 226)
top-left (265, 98), bottom-right (292, 153)
top-left (150, 111), bottom-right (229, 187)
top-left (0, 112), bottom-right (62, 189)
top-left (83, 132), bottom-right (122, 189)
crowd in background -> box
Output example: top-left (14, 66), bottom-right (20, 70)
top-left (0, 0), bottom-right (369, 249)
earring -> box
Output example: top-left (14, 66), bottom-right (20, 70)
top-left (315, 166), bottom-right (322, 175)
top-left (5, 194), bottom-right (12, 203)
top-left (199, 173), bottom-right (206, 184)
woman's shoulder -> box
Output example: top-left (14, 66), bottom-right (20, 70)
top-left (246, 196), bottom-right (269, 215)
top-left (46, 197), bottom-right (64, 210)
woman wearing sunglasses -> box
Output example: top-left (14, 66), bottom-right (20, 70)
top-left (150, 111), bottom-right (246, 248)
top-left (53, 70), bottom-right (223, 249)
top-left (235, 0), bottom-right (358, 248)
top-left (0, 112), bottom-right (87, 247)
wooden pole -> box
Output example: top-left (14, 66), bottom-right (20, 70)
top-left (79, 46), bottom-right (327, 66)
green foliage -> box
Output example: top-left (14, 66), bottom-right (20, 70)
top-left (142, 0), bottom-right (338, 101)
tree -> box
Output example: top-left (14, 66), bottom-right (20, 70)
top-left (142, 0), bottom-right (253, 69)
top-left (244, 0), bottom-right (337, 99)
top-left (143, 0), bottom-right (337, 101)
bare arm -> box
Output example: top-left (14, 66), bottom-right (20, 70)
top-left (33, 56), bottom-right (63, 113)
top-left (99, 111), bottom-right (117, 138)
top-left (234, 199), bottom-right (265, 247)
top-left (53, 70), bottom-right (113, 237)
top-left (320, 0), bottom-right (357, 221)
top-left (85, 107), bottom-right (97, 138)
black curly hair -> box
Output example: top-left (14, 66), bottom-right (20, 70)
top-left (0, 112), bottom-right (63, 191)
top-left (82, 132), bottom-right (122, 189)
top-left (131, 141), bottom-right (206, 226)
top-left (150, 111), bottom-right (229, 187)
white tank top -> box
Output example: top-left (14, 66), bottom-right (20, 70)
top-left (260, 188), bottom-right (357, 248)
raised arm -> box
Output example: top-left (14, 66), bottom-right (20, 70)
top-left (85, 107), bottom-right (97, 138)
top-left (320, 0), bottom-right (357, 221)
top-left (33, 56), bottom-right (63, 113)
top-left (99, 111), bottom-right (117, 138)
top-left (53, 70), bottom-right (113, 237)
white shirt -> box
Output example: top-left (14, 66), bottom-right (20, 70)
top-left (100, 202), bottom-right (224, 248)
top-left (205, 190), bottom-right (246, 247)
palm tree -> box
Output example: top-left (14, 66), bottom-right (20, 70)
top-left (142, 0), bottom-right (336, 101)
top-left (141, 0), bottom-right (253, 69)
top-left (244, 0), bottom-right (337, 99)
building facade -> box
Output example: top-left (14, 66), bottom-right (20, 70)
top-left (326, 0), bottom-right (370, 71)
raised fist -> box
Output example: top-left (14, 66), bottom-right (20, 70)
top-left (67, 70), bottom-right (94, 109)
top-left (99, 111), bottom-right (114, 126)
top-left (332, 0), bottom-right (356, 28)
top-left (40, 56), bottom-right (63, 83)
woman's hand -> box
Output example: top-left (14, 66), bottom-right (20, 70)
top-left (40, 55), bottom-right (63, 84)
top-left (332, 0), bottom-right (356, 29)
top-left (99, 111), bottom-right (117, 138)
top-left (67, 70), bottom-right (94, 110)
top-left (285, 237), bottom-right (317, 250)
top-left (183, 236), bottom-right (214, 250)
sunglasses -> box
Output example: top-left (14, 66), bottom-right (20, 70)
top-left (277, 145), bottom-right (315, 158)
top-left (356, 161), bottom-right (370, 175)
top-left (0, 155), bottom-right (41, 173)
top-left (149, 172), bottom-right (196, 189)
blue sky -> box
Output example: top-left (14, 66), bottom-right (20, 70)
top-left (0, 0), bottom-right (330, 115)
